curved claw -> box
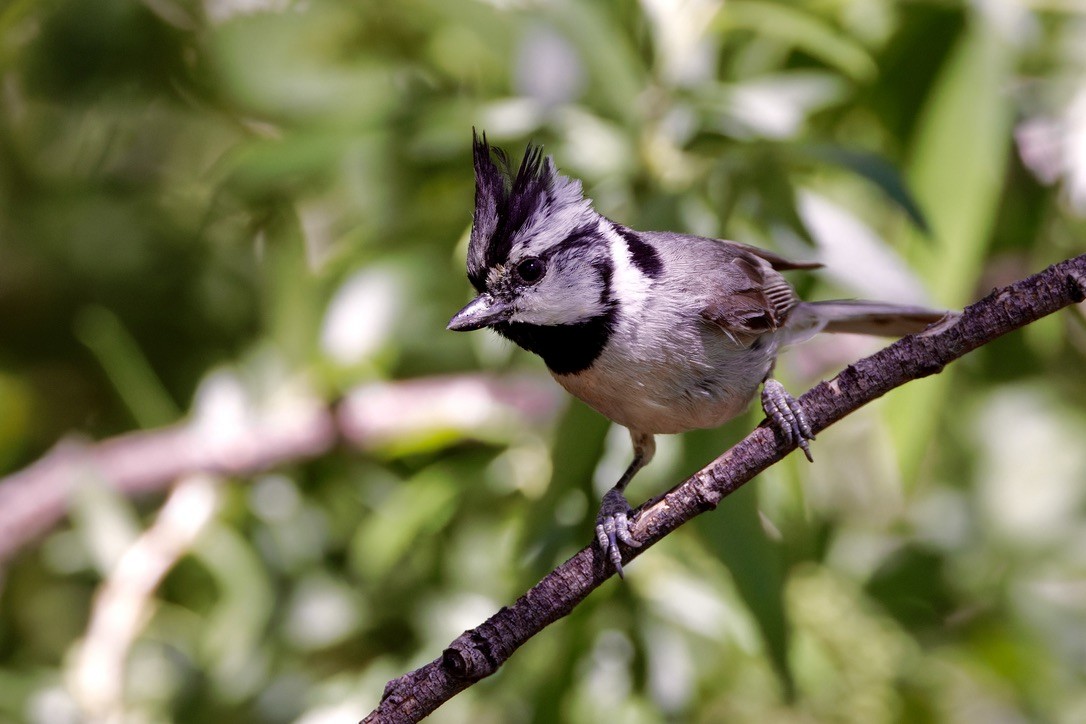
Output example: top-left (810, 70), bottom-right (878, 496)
top-left (595, 489), bottom-right (641, 578)
top-left (761, 379), bottom-right (815, 462)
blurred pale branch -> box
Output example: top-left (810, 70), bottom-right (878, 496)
top-left (0, 375), bottom-right (561, 563)
top-left (364, 254), bottom-right (1086, 724)
top-left (74, 473), bottom-right (221, 720)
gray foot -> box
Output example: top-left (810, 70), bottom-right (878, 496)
top-left (594, 488), bottom-right (641, 578)
top-left (761, 379), bottom-right (815, 462)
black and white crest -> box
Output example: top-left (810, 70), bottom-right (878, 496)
top-left (467, 131), bottom-right (591, 291)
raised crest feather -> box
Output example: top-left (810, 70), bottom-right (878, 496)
top-left (467, 130), bottom-right (588, 291)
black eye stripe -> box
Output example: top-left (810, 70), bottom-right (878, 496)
top-left (555, 224), bottom-right (600, 254)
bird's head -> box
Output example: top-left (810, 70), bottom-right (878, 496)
top-left (448, 132), bottom-right (614, 335)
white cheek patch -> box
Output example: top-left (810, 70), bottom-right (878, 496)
top-left (511, 283), bottom-right (602, 326)
top-left (508, 222), bottom-right (655, 327)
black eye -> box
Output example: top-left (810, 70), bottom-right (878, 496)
top-left (516, 257), bottom-right (545, 283)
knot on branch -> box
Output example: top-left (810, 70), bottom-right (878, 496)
top-left (913, 358), bottom-right (946, 378)
top-left (1067, 271), bottom-right (1086, 303)
top-left (691, 470), bottom-right (723, 512)
top-left (442, 630), bottom-right (498, 680)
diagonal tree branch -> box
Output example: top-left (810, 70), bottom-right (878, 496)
top-left (363, 254), bottom-right (1086, 724)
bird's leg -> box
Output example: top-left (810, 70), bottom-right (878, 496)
top-left (595, 430), bottom-right (655, 578)
top-left (761, 378), bottom-right (814, 462)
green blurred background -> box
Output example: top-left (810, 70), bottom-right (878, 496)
top-left (1, 0), bottom-right (1085, 721)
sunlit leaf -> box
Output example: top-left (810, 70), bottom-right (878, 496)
top-left (886, 18), bottom-right (1015, 483)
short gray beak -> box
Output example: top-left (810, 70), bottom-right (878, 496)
top-left (447, 293), bottom-right (513, 331)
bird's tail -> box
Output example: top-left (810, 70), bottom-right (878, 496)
top-left (784, 300), bottom-right (950, 344)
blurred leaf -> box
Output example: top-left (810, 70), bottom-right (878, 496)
top-left (750, 152), bottom-right (817, 246)
top-left (717, 1), bottom-right (878, 82)
top-left (687, 428), bottom-right (794, 699)
top-left (542, 3), bottom-right (646, 123)
top-left (74, 305), bottom-right (179, 428)
top-left (902, 24), bottom-right (1013, 301)
top-left (258, 205), bottom-right (326, 365)
top-left (525, 399), bottom-right (610, 577)
top-left (864, 545), bottom-right (956, 631)
top-left (696, 484), bottom-right (794, 699)
top-left (19, 0), bottom-right (184, 99)
top-left (209, 8), bottom-right (398, 126)
top-left (698, 72), bottom-right (850, 141)
top-left (887, 17), bottom-right (1015, 483)
top-left (350, 468), bottom-right (459, 580)
top-left (193, 524), bottom-right (276, 699)
top-left (0, 372), bottom-right (33, 469)
top-left (800, 145), bottom-right (931, 233)
top-left (217, 134), bottom-right (348, 203)
top-left (797, 191), bottom-right (932, 302)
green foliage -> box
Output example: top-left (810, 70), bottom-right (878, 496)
top-left (1, 0), bottom-right (1085, 722)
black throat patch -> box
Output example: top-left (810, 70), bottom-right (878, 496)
top-left (493, 255), bottom-right (616, 375)
top-left (493, 309), bottom-right (616, 375)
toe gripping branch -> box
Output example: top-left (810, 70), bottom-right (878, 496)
top-left (595, 488), bottom-right (640, 579)
top-left (761, 378), bottom-right (815, 462)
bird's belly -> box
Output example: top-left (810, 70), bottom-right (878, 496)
top-left (552, 347), bottom-right (769, 435)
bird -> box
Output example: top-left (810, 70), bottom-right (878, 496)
top-left (448, 132), bottom-right (947, 577)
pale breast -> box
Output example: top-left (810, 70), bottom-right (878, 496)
top-left (553, 316), bottom-right (781, 435)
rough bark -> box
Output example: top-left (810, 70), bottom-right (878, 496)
top-left (363, 254), bottom-right (1086, 723)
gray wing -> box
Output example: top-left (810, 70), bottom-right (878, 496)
top-left (635, 231), bottom-right (815, 346)
top-left (698, 251), bottom-right (801, 346)
top-left (721, 239), bottom-right (822, 272)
